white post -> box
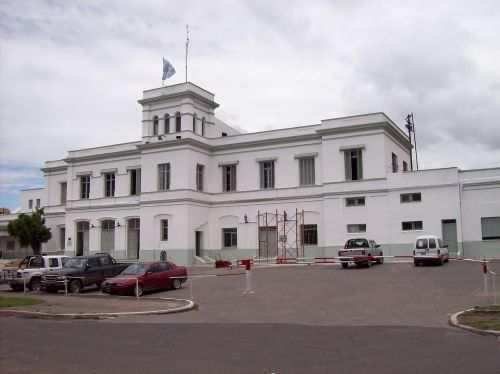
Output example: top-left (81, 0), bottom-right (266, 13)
top-left (491, 272), bottom-right (497, 305)
top-left (64, 278), bottom-right (68, 296)
top-left (244, 269), bottom-right (254, 294)
top-left (136, 278), bottom-right (139, 300)
top-left (23, 274), bottom-right (27, 294)
top-left (190, 278), bottom-right (193, 301)
top-left (482, 261), bottom-right (489, 295)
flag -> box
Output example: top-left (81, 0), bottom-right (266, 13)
top-left (162, 58), bottom-right (176, 80)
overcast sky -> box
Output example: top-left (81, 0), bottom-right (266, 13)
top-left (1, 0), bottom-right (499, 210)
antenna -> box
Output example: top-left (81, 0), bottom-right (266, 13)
top-left (405, 113), bottom-right (418, 171)
top-left (185, 24), bottom-right (190, 83)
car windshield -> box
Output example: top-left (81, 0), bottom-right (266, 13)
top-left (416, 239), bottom-right (428, 249)
top-left (121, 263), bottom-right (147, 275)
top-left (64, 258), bottom-right (87, 269)
top-left (345, 239), bottom-right (369, 248)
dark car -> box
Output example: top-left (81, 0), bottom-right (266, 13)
top-left (102, 261), bottom-right (188, 297)
top-left (40, 253), bottom-right (129, 293)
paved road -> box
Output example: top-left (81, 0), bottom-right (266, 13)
top-left (1, 261), bottom-right (500, 373)
top-left (1, 318), bottom-right (499, 374)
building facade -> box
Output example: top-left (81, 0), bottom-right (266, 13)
top-left (1, 82), bottom-right (499, 263)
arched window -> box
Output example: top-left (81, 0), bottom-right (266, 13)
top-left (201, 117), bottom-right (206, 136)
top-left (175, 112), bottom-right (181, 132)
top-left (153, 116), bottom-right (159, 136)
top-left (192, 114), bottom-right (197, 133)
top-left (164, 114), bottom-right (170, 134)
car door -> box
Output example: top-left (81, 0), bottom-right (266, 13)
top-left (143, 264), bottom-right (162, 291)
top-left (85, 257), bottom-right (102, 286)
top-left (158, 262), bottom-right (172, 289)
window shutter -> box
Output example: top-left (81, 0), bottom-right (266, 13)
top-left (357, 149), bottom-right (363, 179)
top-left (344, 152), bottom-right (351, 180)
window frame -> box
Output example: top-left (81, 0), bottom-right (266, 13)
top-left (222, 227), bottom-right (238, 248)
top-left (60, 182), bottom-right (67, 204)
top-left (158, 163), bottom-right (171, 191)
top-left (259, 160), bottom-right (275, 189)
top-left (403, 160), bottom-right (408, 172)
top-left (344, 148), bottom-right (363, 181)
top-left (175, 112), bottom-right (181, 132)
top-left (160, 219), bottom-right (169, 241)
top-left (153, 115), bottom-right (159, 136)
top-left (302, 224), bottom-right (318, 245)
top-left (347, 224), bottom-right (367, 233)
top-left (28, 199), bottom-right (33, 209)
top-left (481, 217), bottom-right (500, 240)
top-left (298, 157), bottom-right (315, 186)
top-left (196, 164), bottom-right (204, 192)
top-left (400, 192), bottom-right (422, 203)
top-left (401, 221), bottom-right (424, 231)
top-left (222, 164), bottom-right (237, 192)
top-left (391, 152), bottom-right (398, 173)
top-left (130, 168), bottom-right (141, 196)
top-left (80, 174), bottom-right (91, 200)
top-left (104, 172), bottom-right (116, 198)
top-left (164, 114), bottom-right (170, 134)
top-left (345, 196), bottom-right (366, 207)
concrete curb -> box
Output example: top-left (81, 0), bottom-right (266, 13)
top-left (449, 308), bottom-right (500, 337)
top-left (0, 297), bottom-right (195, 320)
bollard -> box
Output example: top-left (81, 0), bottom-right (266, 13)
top-left (490, 271), bottom-right (497, 305)
top-left (482, 260), bottom-right (489, 295)
top-left (23, 274), bottom-right (27, 294)
top-left (136, 278), bottom-right (139, 299)
top-left (64, 278), bottom-right (68, 296)
top-left (190, 278), bottom-right (193, 301)
top-left (242, 259), bottom-right (254, 295)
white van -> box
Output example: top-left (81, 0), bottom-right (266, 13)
top-left (413, 235), bottom-right (449, 266)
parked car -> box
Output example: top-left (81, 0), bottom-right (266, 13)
top-left (102, 261), bottom-right (188, 297)
top-left (413, 235), bottom-right (449, 266)
top-left (40, 253), bottom-right (129, 293)
top-left (3, 255), bottom-right (69, 291)
top-left (339, 238), bottom-right (383, 268)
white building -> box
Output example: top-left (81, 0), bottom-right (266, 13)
top-left (1, 82), bottom-right (499, 263)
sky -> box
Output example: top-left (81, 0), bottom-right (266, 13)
top-left (1, 0), bottom-right (499, 210)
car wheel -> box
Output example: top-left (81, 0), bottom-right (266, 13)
top-left (366, 260), bottom-right (372, 268)
top-left (10, 284), bottom-right (22, 292)
top-left (172, 278), bottom-right (182, 290)
top-left (29, 277), bottom-right (41, 292)
top-left (134, 284), bottom-right (144, 297)
top-left (46, 286), bottom-right (58, 293)
top-left (341, 263), bottom-right (348, 269)
top-left (413, 259), bottom-right (419, 267)
top-left (439, 257), bottom-right (444, 266)
top-left (69, 280), bottom-right (82, 294)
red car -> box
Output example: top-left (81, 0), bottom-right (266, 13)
top-left (102, 261), bottom-right (187, 297)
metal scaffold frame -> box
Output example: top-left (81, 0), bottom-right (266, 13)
top-left (257, 209), bottom-right (305, 263)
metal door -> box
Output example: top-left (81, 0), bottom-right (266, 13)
top-left (442, 219), bottom-right (458, 256)
top-left (259, 226), bottom-right (278, 258)
top-left (195, 231), bottom-right (202, 257)
top-left (127, 219), bottom-right (140, 259)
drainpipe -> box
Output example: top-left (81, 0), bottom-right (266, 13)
top-left (457, 179), bottom-right (465, 258)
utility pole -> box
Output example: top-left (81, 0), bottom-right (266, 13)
top-left (405, 113), bottom-right (418, 170)
top-left (405, 114), bottom-right (414, 171)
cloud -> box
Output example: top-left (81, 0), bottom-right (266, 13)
top-left (1, 0), bottom-right (499, 208)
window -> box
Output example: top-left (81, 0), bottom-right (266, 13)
top-left (400, 192), bottom-right (422, 203)
top-left (60, 182), bottom-right (67, 204)
top-left (104, 173), bottom-right (115, 197)
top-left (260, 160), bottom-right (275, 189)
top-left (49, 258), bottom-right (59, 268)
top-left (159, 262), bottom-right (171, 271)
top-left (299, 157), bottom-right (315, 186)
top-left (80, 175), bottom-right (91, 199)
top-left (391, 153), bottom-right (398, 173)
top-left (344, 148), bottom-right (363, 181)
top-left (153, 116), bottom-right (159, 136)
top-left (175, 112), bottom-right (181, 132)
top-left (201, 117), bottom-right (206, 136)
top-left (59, 227), bottom-right (66, 250)
top-left (161, 219), bottom-right (169, 241)
top-left (87, 257), bottom-right (100, 268)
top-left (7, 241), bottom-right (15, 251)
top-left (347, 224), bottom-right (366, 233)
top-left (416, 238), bottom-right (428, 249)
top-left (302, 224), bottom-right (318, 245)
top-left (28, 199), bottom-right (33, 209)
top-left (196, 164), bottom-right (204, 191)
top-left (346, 196), bottom-right (365, 207)
top-left (192, 114), bottom-right (197, 133)
top-left (130, 169), bottom-right (141, 195)
top-left (158, 163), bottom-right (171, 191)
top-left (164, 114), bottom-right (170, 134)
top-left (222, 228), bottom-right (237, 248)
top-left (101, 220), bottom-right (115, 252)
top-left (402, 221), bottom-right (423, 231)
top-left (481, 217), bottom-right (500, 240)
top-left (345, 238), bottom-right (369, 248)
top-left (29, 256), bottom-right (44, 268)
top-left (99, 255), bottom-right (111, 266)
top-left (403, 161), bottom-right (408, 172)
top-left (222, 164), bottom-right (237, 192)
top-left (429, 238), bottom-right (436, 248)
top-left (36, 198), bottom-right (40, 208)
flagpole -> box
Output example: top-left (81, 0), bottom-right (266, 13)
top-left (185, 24), bottom-right (190, 83)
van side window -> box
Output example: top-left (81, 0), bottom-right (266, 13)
top-left (429, 239), bottom-right (436, 248)
top-left (29, 256), bottom-right (45, 268)
top-left (416, 239), bottom-right (428, 249)
top-left (438, 239), bottom-right (443, 248)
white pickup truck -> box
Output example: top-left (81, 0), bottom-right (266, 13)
top-left (3, 255), bottom-right (69, 291)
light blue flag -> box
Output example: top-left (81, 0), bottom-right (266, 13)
top-left (162, 58), bottom-right (176, 80)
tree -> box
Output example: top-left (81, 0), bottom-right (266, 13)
top-left (7, 208), bottom-right (52, 255)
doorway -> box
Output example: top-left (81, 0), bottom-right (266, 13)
top-left (127, 218), bottom-right (140, 259)
top-left (442, 219), bottom-right (458, 256)
top-left (195, 231), bottom-right (202, 257)
top-left (76, 221), bottom-right (89, 256)
top-left (259, 226), bottom-right (278, 258)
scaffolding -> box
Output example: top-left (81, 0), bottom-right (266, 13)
top-left (257, 209), bottom-right (305, 262)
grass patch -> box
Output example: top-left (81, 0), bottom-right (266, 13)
top-left (0, 295), bottom-right (43, 308)
top-left (458, 306), bottom-right (500, 331)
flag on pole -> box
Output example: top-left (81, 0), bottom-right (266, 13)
top-left (162, 58), bottom-right (176, 81)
